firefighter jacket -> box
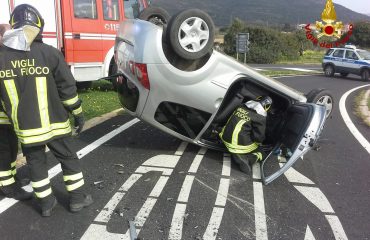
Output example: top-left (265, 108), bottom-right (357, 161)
top-left (219, 100), bottom-right (267, 154)
top-left (0, 41), bottom-right (82, 146)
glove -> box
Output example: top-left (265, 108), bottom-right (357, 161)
top-left (73, 114), bottom-right (85, 135)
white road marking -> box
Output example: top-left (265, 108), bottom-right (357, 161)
top-left (169, 148), bottom-right (206, 240)
top-left (253, 163), bottom-right (268, 240)
top-left (0, 118), bottom-right (140, 215)
top-left (282, 68), bottom-right (317, 72)
top-left (325, 215), bottom-right (348, 240)
top-left (339, 84), bottom-right (370, 154)
top-left (203, 153), bottom-right (231, 240)
top-left (254, 68), bottom-right (265, 71)
top-left (304, 225), bottom-right (316, 240)
top-left (294, 186), bottom-right (334, 213)
top-left (279, 163), bottom-right (314, 185)
top-left (82, 143), bottom-right (187, 240)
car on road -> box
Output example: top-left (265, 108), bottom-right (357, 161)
top-left (322, 45), bottom-right (370, 81)
top-left (112, 8), bottom-right (333, 185)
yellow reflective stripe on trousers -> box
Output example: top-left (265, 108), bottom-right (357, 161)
top-left (31, 178), bottom-right (50, 188)
top-left (11, 169), bottom-right (17, 175)
top-left (231, 120), bottom-right (246, 147)
top-left (4, 80), bottom-right (19, 130)
top-left (16, 120), bottom-right (70, 137)
top-left (36, 77), bottom-right (50, 128)
top-left (19, 125), bottom-right (72, 145)
top-left (62, 95), bottom-right (79, 106)
top-left (11, 161), bottom-right (16, 168)
top-left (253, 152), bottom-right (263, 161)
top-left (0, 111), bottom-right (10, 124)
top-left (0, 170), bottom-right (12, 177)
top-left (72, 106), bottom-right (83, 115)
top-left (35, 188), bottom-right (52, 198)
top-left (63, 172), bottom-right (83, 182)
top-left (0, 177), bottom-right (15, 186)
top-left (223, 142), bottom-right (259, 153)
top-left (66, 179), bottom-right (84, 191)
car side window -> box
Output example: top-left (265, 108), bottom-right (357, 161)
top-left (74, 0), bottom-right (98, 19)
top-left (332, 49), bottom-right (344, 58)
top-left (103, 0), bottom-right (120, 21)
top-left (345, 50), bottom-right (359, 60)
top-left (325, 49), bottom-right (334, 56)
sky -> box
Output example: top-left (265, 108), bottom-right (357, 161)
top-left (333, 0), bottom-right (370, 14)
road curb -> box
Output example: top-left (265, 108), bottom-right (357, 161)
top-left (15, 108), bottom-right (124, 168)
top-left (359, 88), bottom-right (370, 126)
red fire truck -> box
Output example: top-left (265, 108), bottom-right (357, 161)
top-left (0, 0), bottom-right (162, 88)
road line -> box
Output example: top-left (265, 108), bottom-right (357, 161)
top-left (279, 163), bottom-right (314, 185)
top-left (339, 84), bottom-right (370, 154)
top-left (283, 67), bottom-right (317, 72)
top-left (294, 186), bottom-right (334, 213)
top-left (82, 143), bottom-right (187, 240)
top-left (77, 118), bottom-right (140, 159)
top-left (304, 225), bottom-right (316, 240)
top-left (203, 154), bottom-right (231, 240)
top-left (169, 148), bottom-right (207, 240)
top-left (325, 215), bottom-right (348, 240)
top-left (252, 163), bottom-right (268, 240)
top-left (0, 118), bottom-right (140, 215)
top-left (221, 154), bottom-right (231, 177)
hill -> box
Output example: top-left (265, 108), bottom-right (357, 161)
top-left (150, 0), bottom-right (370, 27)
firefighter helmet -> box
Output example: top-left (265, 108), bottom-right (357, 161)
top-left (9, 4), bottom-right (44, 31)
top-left (258, 96), bottom-right (273, 111)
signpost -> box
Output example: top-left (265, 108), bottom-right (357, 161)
top-left (236, 33), bottom-right (250, 63)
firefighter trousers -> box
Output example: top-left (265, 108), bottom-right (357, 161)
top-left (22, 137), bottom-right (86, 203)
top-left (0, 126), bottom-right (18, 187)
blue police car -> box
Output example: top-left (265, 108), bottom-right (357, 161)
top-left (322, 45), bottom-right (370, 81)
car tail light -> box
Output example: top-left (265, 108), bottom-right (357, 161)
top-left (134, 63), bottom-right (150, 90)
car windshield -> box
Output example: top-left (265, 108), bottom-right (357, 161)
top-left (357, 50), bottom-right (370, 60)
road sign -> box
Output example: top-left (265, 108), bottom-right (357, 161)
top-left (236, 33), bottom-right (249, 53)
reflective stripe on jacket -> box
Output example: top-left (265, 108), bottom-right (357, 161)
top-left (0, 42), bottom-right (82, 146)
top-left (219, 102), bottom-right (266, 154)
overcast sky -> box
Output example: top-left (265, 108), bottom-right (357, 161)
top-left (333, 0), bottom-right (370, 14)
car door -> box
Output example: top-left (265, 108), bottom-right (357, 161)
top-left (343, 49), bottom-right (361, 74)
top-left (331, 49), bottom-right (345, 71)
top-left (261, 103), bottom-right (327, 185)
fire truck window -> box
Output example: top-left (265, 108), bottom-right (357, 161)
top-left (124, 0), bottom-right (140, 19)
top-left (103, 0), bottom-right (120, 21)
top-left (74, 0), bottom-right (98, 19)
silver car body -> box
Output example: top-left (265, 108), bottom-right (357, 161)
top-left (115, 19), bottom-right (327, 184)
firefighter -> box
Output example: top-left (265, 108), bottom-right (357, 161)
top-left (0, 23), bottom-right (32, 200)
top-left (219, 96), bottom-right (272, 173)
top-left (0, 4), bottom-right (92, 217)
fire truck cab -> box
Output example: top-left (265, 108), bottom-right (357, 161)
top-left (0, 0), bottom-right (150, 86)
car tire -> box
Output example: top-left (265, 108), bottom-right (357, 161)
top-left (110, 62), bottom-right (118, 91)
top-left (167, 9), bottom-right (215, 60)
top-left (324, 64), bottom-right (335, 77)
top-left (138, 7), bottom-right (170, 27)
top-left (361, 69), bottom-right (370, 82)
top-left (340, 72), bottom-right (349, 77)
top-left (306, 88), bottom-right (334, 119)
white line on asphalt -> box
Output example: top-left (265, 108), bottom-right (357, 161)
top-left (325, 215), bottom-right (349, 240)
top-left (279, 163), bottom-right (314, 185)
top-left (203, 153), bottom-right (231, 240)
top-left (0, 118), bottom-right (140, 215)
top-left (283, 67), bottom-right (317, 72)
top-left (339, 84), bottom-right (370, 154)
top-left (304, 225), bottom-right (316, 240)
top-left (294, 186), bottom-right (334, 213)
top-left (252, 163), bottom-right (268, 240)
top-left (169, 148), bottom-right (206, 240)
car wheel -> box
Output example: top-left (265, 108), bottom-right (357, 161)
top-left (361, 69), bottom-right (370, 82)
top-left (167, 9), bottom-right (215, 60)
top-left (306, 89), bottom-right (334, 119)
top-left (324, 64), bottom-right (335, 77)
top-left (340, 72), bottom-right (349, 77)
top-left (138, 7), bottom-right (170, 27)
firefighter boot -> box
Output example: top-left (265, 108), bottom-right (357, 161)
top-left (231, 154), bottom-right (253, 174)
top-left (69, 193), bottom-right (93, 213)
top-left (40, 195), bottom-right (58, 217)
top-left (0, 182), bottom-right (33, 201)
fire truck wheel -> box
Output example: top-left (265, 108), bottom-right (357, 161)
top-left (138, 7), bottom-right (170, 27)
top-left (76, 81), bottom-right (92, 90)
top-left (167, 9), bottom-right (214, 60)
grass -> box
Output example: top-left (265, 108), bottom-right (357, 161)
top-left (277, 50), bottom-right (325, 64)
top-left (78, 80), bottom-right (122, 120)
top-left (261, 69), bottom-right (321, 77)
top-left (354, 90), bottom-right (370, 127)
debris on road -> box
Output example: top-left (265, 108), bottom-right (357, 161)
top-left (93, 180), bottom-right (104, 185)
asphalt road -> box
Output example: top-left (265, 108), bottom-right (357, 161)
top-left (0, 73), bottom-right (369, 240)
